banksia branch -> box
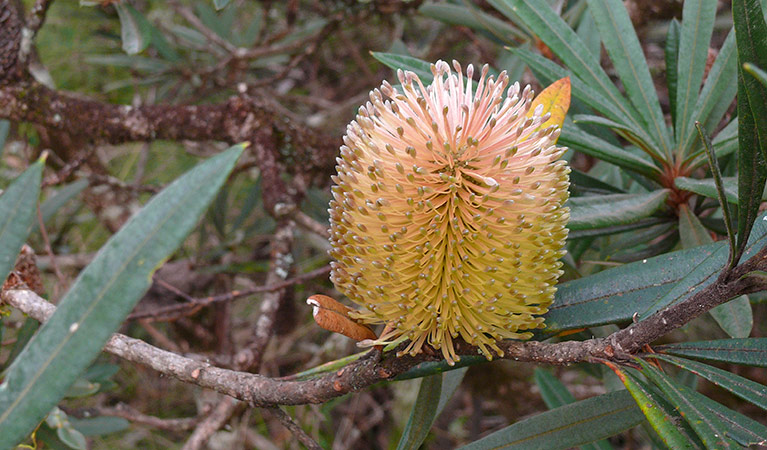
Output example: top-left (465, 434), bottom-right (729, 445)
top-left (328, 60), bottom-right (571, 365)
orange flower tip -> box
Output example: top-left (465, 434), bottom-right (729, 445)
top-left (329, 59), bottom-right (570, 364)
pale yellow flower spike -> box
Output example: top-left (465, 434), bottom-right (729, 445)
top-left (328, 60), bottom-right (571, 365)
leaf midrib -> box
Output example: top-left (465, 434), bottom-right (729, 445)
top-left (0, 168), bottom-right (217, 425)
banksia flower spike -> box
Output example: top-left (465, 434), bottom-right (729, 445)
top-left (328, 60), bottom-right (570, 365)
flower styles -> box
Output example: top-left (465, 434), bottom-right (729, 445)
top-left (328, 60), bottom-right (570, 365)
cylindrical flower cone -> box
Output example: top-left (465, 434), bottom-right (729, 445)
top-left (328, 60), bottom-right (570, 365)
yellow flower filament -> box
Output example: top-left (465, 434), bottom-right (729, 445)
top-left (328, 60), bottom-right (570, 365)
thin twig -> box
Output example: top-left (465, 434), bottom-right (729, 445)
top-left (181, 397), bottom-right (239, 450)
top-left (85, 404), bottom-right (199, 431)
top-left (36, 204), bottom-right (65, 295)
top-left (263, 406), bottom-right (322, 450)
top-left (182, 221), bottom-right (295, 448)
top-left (127, 265), bottom-right (330, 321)
top-left (293, 210), bottom-right (330, 239)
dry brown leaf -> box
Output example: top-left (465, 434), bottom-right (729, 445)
top-left (306, 294), bottom-right (377, 342)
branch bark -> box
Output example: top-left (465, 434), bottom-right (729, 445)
top-left (4, 246), bottom-right (765, 408)
top-left (0, 82), bottom-right (338, 188)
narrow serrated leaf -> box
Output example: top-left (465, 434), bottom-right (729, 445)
top-left (674, 0), bottom-right (717, 146)
top-left (371, 52), bottom-right (434, 84)
top-left (657, 338), bottom-right (767, 367)
top-left (686, 384), bottom-right (767, 446)
top-left (567, 190), bottom-right (668, 231)
top-left (674, 177), bottom-right (738, 204)
top-left (549, 211), bottom-right (767, 331)
top-left (458, 390), bottom-right (643, 450)
top-left (666, 19), bottom-right (681, 128)
top-left (651, 354), bottom-right (767, 411)
top-left (491, 0), bottom-right (645, 141)
top-left (0, 145), bottom-right (244, 446)
top-left (610, 365), bottom-right (696, 449)
top-left (639, 210), bottom-right (767, 319)
top-left (559, 122), bottom-right (660, 178)
top-left (682, 31), bottom-right (737, 155)
top-left (418, 2), bottom-right (526, 44)
top-left (734, 0), bottom-right (767, 259)
top-left (638, 360), bottom-right (738, 448)
top-left (586, 0), bottom-right (672, 158)
top-left (513, 48), bottom-right (647, 143)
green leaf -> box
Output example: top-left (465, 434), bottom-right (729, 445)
top-left (213, 0), bottom-right (231, 10)
top-left (0, 159), bottom-right (44, 284)
top-left (534, 368), bottom-right (576, 408)
top-left (710, 295), bottom-right (753, 338)
top-left (0, 145), bottom-right (244, 446)
top-left (572, 114), bottom-right (637, 136)
top-left (638, 360), bottom-right (739, 449)
top-left (567, 190), bottom-right (669, 231)
top-left (371, 52), bottom-right (434, 84)
top-left (63, 378), bottom-right (99, 399)
top-left (576, 6), bottom-right (601, 58)
top-left (0, 120), bottom-right (9, 155)
top-left (568, 217), bottom-right (669, 240)
top-left (696, 122), bottom-right (736, 261)
top-left (549, 209), bottom-right (767, 331)
top-left (617, 367), bottom-right (697, 449)
top-left (734, 0), bottom-right (767, 259)
top-left (674, 0), bottom-right (717, 148)
top-left (684, 384), bottom-right (767, 447)
top-left (559, 122), bottom-right (660, 178)
top-left (735, 88), bottom-right (767, 259)
top-left (35, 178), bottom-right (89, 232)
top-left (639, 210), bottom-right (767, 319)
top-left (665, 19), bottom-right (681, 128)
top-left (457, 390), bottom-right (644, 450)
top-left (734, 0), bottom-right (767, 161)
top-left (570, 169), bottom-right (625, 195)
top-left (586, 0), bottom-right (672, 159)
top-left (69, 416), bottom-right (129, 437)
top-left (545, 242), bottom-right (718, 332)
top-left (674, 176), bottom-right (738, 204)
top-left (395, 355), bottom-right (485, 381)
top-left (683, 30), bottom-right (737, 155)
top-left (396, 375), bottom-right (442, 450)
top-left (678, 204), bottom-right (712, 249)
top-left (418, 2), bottom-right (526, 44)
top-left (514, 49), bottom-right (648, 144)
top-left (651, 354), bottom-right (767, 411)
top-left (115, 3), bottom-right (151, 55)
top-left (657, 338), bottom-right (767, 367)
top-left (0, 319), bottom-right (38, 372)
top-left (491, 0), bottom-right (643, 137)
top-left (437, 368), bottom-right (467, 414)
top-left (534, 369), bottom-right (612, 450)
top-left (56, 425), bottom-right (86, 450)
